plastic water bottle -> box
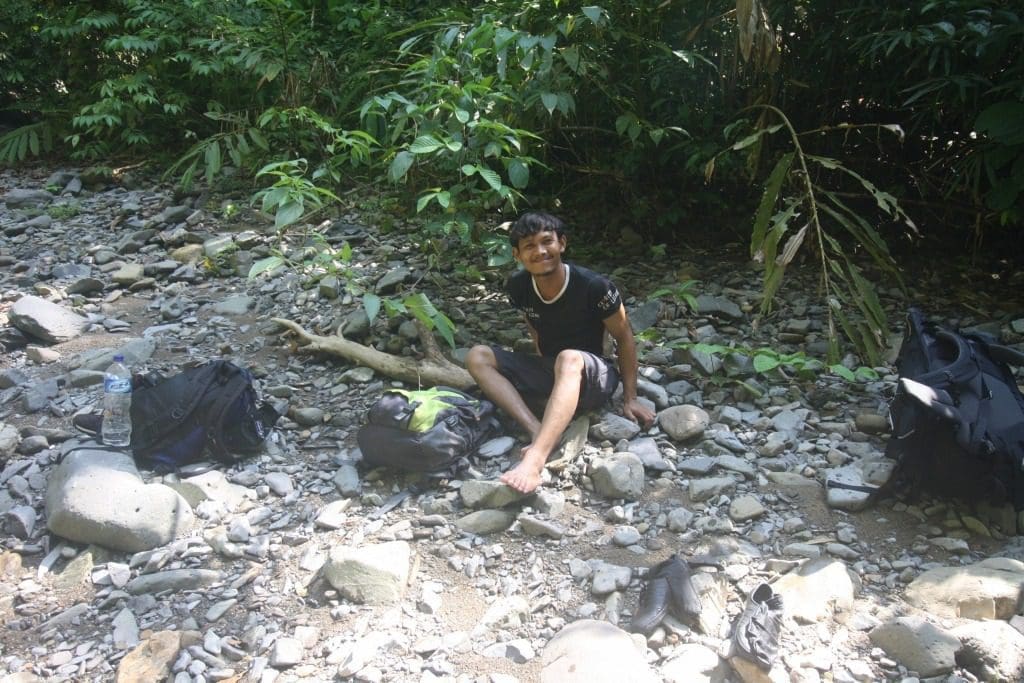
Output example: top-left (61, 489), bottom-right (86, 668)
top-left (102, 354), bottom-right (132, 447)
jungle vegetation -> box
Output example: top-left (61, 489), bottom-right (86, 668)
top-left (2, 1), bottom-right (1022, 361)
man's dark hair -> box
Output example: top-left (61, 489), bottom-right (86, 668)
top-left (508, 211), bottom-right (567, 248)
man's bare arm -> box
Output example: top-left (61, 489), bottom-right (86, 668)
top-left (603, 304), bottom-right (655, 427)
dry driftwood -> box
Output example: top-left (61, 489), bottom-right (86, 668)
top-left (271, 317), bottom-right (473, 390)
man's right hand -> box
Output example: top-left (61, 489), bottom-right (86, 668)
top-left (623, 397), bottom-right (656, 429)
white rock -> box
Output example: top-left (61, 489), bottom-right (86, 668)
top-left (773, 557), bottom-right (858, 624)
top-left (268, 637), bottom-right (303, 668)
top-left (323, 541), bottom-right (411, 605)
top-left (540, 619), bottom-right (657, 683)
top-left (869, 616), bottom-right (960, 677)
top-left (904, 557), bottom-right (1024, 619)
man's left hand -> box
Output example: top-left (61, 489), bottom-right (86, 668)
top-left (623, 398), bottom-right (656, 429)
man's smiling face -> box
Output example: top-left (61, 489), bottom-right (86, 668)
top-left (513, 230), bottom-right (566, 277)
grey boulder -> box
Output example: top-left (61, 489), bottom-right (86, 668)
top-left (45, 446), bottom-right (194, 552)
top-left (3, 188), bottom-right (54, 209)
top-left (9, 295), bottom-right (89, 344)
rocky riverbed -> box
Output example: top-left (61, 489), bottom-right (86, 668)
top-left (2, 165), bottom-right (1024, 683)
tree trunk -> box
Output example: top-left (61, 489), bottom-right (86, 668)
top-left (271, 317), bottom-right (474, 390)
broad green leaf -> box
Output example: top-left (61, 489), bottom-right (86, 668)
top-left (461, 164), bottom-right (477, 176)
top-left (562, 45), bottom-right (581, 73)
top-left (248, 255), bottom-right (285, 279)
top-left (615, 113), bottom-right (632, 136)
top-left (432, 311), bottom-right (456, 348)
top-left (855, 366), bottom-right (880, 381)
top-left (557, 92), bottom-right (575, 115)
top-left (761, 263), bottom-right (786, 313)
top-left (753, 354), bottom-right (781, 373)
top-left (751, 152), bottom-right (794, 257)
top-left (976, 101), bottom-right (1024, 145)
top-left (436, 191), bottom-right (451, 209)
top-left (445, 139), bottom-right (463, 152)
top-left (248, 128), bottom-right (269, 151)
top-left (389, 151), bottom-right (414, 182)
top-left (363, 293), bottom-right (381, 325)
top-left (582, 6), bottom-right (602, 23)
top-left (849, 261), bottom-right (887, 333)
top-left (455, 108), bottom-right (470, 124)
top-left (541, 92), bottom-right (558, 114)
top-left (731, 124), bottom-right (783, 151)
top-left (416, 192), bottom-right (434, 213)
top-left (409, 135), bottom-right (444, 154)
top-left (829, 364), bottom-right (856, 381)
top-left (275, 199), bottom-right (303, 229)
top-left (261, 186), bottom-right (288, 211)
top-left (477, 167), bottom-right (502, 191)
top-left (508, 159), bottom-right (529, 189)
top-left (204, 141), bottom-right (221, 183)
top-left (404, 293), bottom-right (439, 332)
top-left (382, 298), bottom-right (406, 316)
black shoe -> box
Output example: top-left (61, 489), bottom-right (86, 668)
top-left (72, 413), bottom-right (103, 438)
top-left (731, 583), bottom-right (784, 669)
top-left (629, 564), bottom-right (672, 635)
top-left (662, 554), bottom-right (702, 620)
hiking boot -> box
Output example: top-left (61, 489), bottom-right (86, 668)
top-left (731, 583), bottom-right (784, 669)
top-left (72, 413), bottom-right (103, 438)
top-left (629, 565), bottom-right (671, 635)
top-left (661, 554), bottom-right (702, 620)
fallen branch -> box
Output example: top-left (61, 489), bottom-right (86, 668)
top-left (271, 317), bottom-right (473, 390)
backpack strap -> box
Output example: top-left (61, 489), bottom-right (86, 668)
top-left (168, 363), bottom-right (226, 422)
top-left (919, 330), bottom-right (979, 388)
top-left (205, 367), bottom-right (253, 457)
top-left (983, 342), bottom-right (1024, 369)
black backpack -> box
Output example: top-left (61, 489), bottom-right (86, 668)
top-left (357, 386), bottom-right (496, 472)
top-left (884, 308), bottom-right (1024, 509)
top-left (130, 360), bottom-right (281, 471)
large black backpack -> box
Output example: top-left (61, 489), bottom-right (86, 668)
top-left (131, 360), bottom-right (281, 471)
top-left (885, 308), bottom-right (1024, 509)
top-left (357, 386), bottom-right (496, 472)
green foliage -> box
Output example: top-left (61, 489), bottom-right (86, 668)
top-left (708, 106), bottom-right (917, 365)
top-left (252, 158), bottom-right (341, 231)
top-left (677, 341), bottom-right (880, 384)
top-left (0, 122), bottom-right (55, 165)
top-left (648, 280), bottom-right (700, 314)
top-left (4, 0), bottom-right (1023, 267)
top-left (803, 0), bottom-right (1024, 226)
top-left (46, 202), bottom-right (81, 220)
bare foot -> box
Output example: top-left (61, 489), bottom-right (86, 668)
top-left (499, 445), bottom-right (546, 493)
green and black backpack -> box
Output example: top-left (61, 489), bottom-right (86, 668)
top-left (357, 386), bottom-right (496, 472)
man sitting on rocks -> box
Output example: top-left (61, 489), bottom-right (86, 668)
top-left (466, 211), bottom-right (656, 493)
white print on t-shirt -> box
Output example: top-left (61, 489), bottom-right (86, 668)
top-left (597, 287), bottom-right (620, 312)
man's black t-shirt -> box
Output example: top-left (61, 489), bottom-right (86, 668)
top-left (506, 263), bottom-right (622, 357)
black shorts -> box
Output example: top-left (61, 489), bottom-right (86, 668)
top-left (490, 346), bottom-right (620, 414)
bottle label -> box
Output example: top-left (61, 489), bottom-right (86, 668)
top-left (105, 378), bottom-right (131, 393)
